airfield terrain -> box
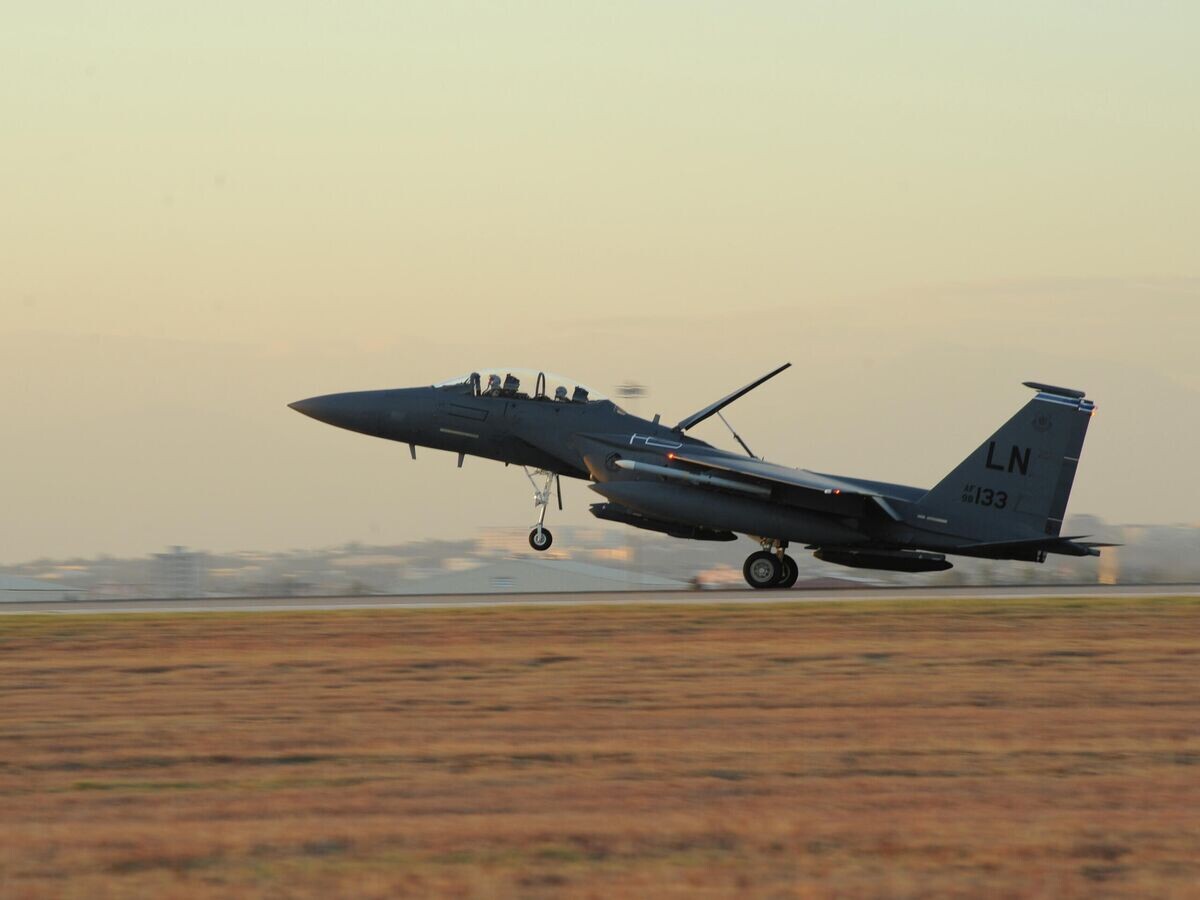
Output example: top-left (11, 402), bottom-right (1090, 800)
top-left (2, 596), bottom-right (1198, 897)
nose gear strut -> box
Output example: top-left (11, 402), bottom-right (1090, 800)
top-left (524, 468), bottom-right (561, 551)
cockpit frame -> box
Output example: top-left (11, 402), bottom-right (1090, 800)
top-left (434, 369), bottom-right (610, 406)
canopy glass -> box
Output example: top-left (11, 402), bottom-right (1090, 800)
top-left (434, 368), bottom-right (614, 405)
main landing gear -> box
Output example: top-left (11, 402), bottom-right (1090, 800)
top-left (525, 468), bottom-right (561, 552)
top-left (743, 541), bottom-right (799, 590)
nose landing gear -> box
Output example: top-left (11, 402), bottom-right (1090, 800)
top-left (525, 468), bottom-right (561, 552)
top-left (743, 540), bottom-right (798, 589)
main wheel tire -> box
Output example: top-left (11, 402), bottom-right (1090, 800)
top-left (528, 527), bottom-right (553, 552)
top-left (775, 554), bottom-right (799, 589)
top-left (743, 551), bottom-right (781, 589)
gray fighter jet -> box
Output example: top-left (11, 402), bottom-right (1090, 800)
top-left (290, 365), bottom-right (1110, 589)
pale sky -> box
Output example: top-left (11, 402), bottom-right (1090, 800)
top-left (3, 3), bottom-right (1198, 562)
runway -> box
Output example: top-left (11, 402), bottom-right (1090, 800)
top-left (2, 582), bottom-right (1197, 614)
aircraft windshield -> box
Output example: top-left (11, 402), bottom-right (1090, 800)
top-left (434, 368), bottom-right (612, 405)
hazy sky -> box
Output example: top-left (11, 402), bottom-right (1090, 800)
top-left (3, 3), bottom-right (1198, 562)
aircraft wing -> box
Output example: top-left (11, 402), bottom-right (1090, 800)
top-left (668, 450), bottom-right (907, 520)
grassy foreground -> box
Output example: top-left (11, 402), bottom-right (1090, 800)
top-left (1, 597), bottom-right (1198, 898)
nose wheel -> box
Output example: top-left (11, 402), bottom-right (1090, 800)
top-left (524, 468), bottom-right (560, 553)
top-left (529, 527), bottom-right (553, 551)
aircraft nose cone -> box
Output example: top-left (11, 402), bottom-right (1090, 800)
top-left (287, 392), bottom-right (375, 431)
top-left (288, 395), bottom-right (337, 423)
top-left (288, 388), bottom-right (426, 439)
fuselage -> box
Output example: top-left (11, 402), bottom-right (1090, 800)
top-left (288, 379), bottom-right (928, 550)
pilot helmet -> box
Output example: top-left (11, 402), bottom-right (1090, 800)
top-left (554, 386), bottom-right (568, 400)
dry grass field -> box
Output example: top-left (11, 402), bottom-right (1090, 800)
top-left (1, 597), bottom-right (1198, 898)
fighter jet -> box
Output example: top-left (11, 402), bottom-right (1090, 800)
top-left (289, 365), bottom-right (1110, 589)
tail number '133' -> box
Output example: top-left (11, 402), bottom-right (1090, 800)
top-left (961, 485), bottom-right (1008, 509)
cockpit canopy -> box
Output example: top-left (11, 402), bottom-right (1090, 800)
top-left (434, 369), bottom-right (613, 406)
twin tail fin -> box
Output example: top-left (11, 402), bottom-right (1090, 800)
top-left (913, 382), bottom-right (1095, 543)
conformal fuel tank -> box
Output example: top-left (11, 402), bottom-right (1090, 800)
top-left (589, 480), bottom-right (867, 546)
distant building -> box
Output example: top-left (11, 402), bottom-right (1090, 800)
top-left (87, 583), bottom-right (142, 600)
top-left (0, 574), bottom-right (84, 603)
top-left (153, 546), bottom-right (205, 598)
top-left (476, 528), bottom-right (534, 557)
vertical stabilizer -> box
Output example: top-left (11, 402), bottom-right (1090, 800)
top-left (913, 383), bottom-right (1095, 541)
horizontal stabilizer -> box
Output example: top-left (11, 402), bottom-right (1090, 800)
top-left (956, 535), bottom-right (1119, 559)
top-left (960, 534), bottom-right (1088, 549)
